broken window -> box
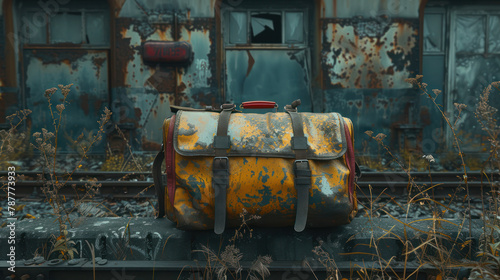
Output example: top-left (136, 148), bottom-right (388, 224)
top-left (25, 12), bottom-right (47, 44)
top-left (488, 15), bottom-right (500, 53)
top-left (229, 12), bottom-right (248, 44)
top-left (227, 10), bottom-right (305, 45)
top-left (424, 13), bottom-right (444, 53)
top-left (86, 12), bottom-right (110, 45)
top-left (422, 8), bottom-right (446, 92)
top-left (456, 15), bottom-right (485, 53)
top-left (51, 12), bottom-right (83, 44)
top-left (285, 12), bottom-right (304, 44)
top-left (251, 12), bottom-right (282, 43)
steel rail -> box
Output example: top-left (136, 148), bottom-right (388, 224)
top-left (1, 171), bottom-right (498, 199)
top-left (0, 260), bottom-right (465, 280)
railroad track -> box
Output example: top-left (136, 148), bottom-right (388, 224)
top-left (1, 171), bottom-right (498, 199)
top-left (0, 216), bottom-right (478, 280)
top-left (0, 260), bottom-right (466, 280)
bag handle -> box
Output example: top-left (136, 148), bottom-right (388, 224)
top-left (240, 101), bottom-right (277, 109)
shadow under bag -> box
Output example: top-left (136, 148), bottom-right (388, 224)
top-left (153, 100), bottom-right (359, 234)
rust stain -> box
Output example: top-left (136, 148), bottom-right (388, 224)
top-left (92, 57), bottom-right (107, 78)
top-left (321, 0), bottom-right (326, 18)
top-left (0, 92), bottom-right (17, 123)
top-left (141, 136), bottom-right (161, 151)
top-left (134, 108), bottom-right (142, 120)
top-left (61, 59), bottom-right (71, 68)
top-left (94, 98), bottom-right (103, 111)
top-left (35, 50), bottom-right (87, 67)
top-left (115, 19), bottom-right (136, 87)
top-left (157, 25), bottom-right (170, 41)
top-left (333, 0), bottom-right (337, 17)
top-left (246, 50), bottom-right (255, 77)
top-left (146, 70), bottom-right (176, 93)
top-left (323, 19), bottom-right (417, 89)
top-left (80, 93), bottom-right (90, 116)
top-left (420, 106), bottom-right (431, 125)
top-left (110, 0), bottom-right (127, 17)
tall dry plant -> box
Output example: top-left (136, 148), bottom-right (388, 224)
top-left (469, 81), bottom-right (500, 280)
top-left (31, 84), bottom-right (112, 260)
top-left (0, 109), bottom-right (32, 170)
top-left (193, 209), bottom-right (272, 280)
top-left (309, 76), bottom-right (475, 279)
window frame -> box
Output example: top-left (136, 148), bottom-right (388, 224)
top-left (445, 6), bottom-right (500, 150)
top-left (22, 7), bottom-right (110, 48)
top-left (423, 7), bottom-right (447, 56)
top-left (224, 8), bottom-right (308, 49)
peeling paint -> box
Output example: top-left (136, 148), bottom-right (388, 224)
top-left (24, 50), bottom-right (109, 151)
top-left (323, 19), bottom-right (418, 89)
top-left (321, 0), bottom-right (420, 18)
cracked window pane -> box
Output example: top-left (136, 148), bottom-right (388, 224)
top-left (424, 13), bottom-right (443, 53)
top-left (86, 12), bottom-right (109, 45)
top-left (25, 12), bottom-right (47, 44)
top-left (229, 12), bottom-right (247, 44)
top-left (489, 15), bottom-right (500, 53)
top-left (285, 12), bottom-right (304, 44)
top-left (51, 12), bottom-right (83, 44)
top-left (251, 12), bottom-right (282, 43)
top-left (456, 15), bottom-right (485, 53)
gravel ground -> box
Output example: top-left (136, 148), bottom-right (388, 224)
top-left (0, 196), bottom-right (490, 226)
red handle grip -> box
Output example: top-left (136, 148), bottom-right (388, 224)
top-left (240, 101), bottom-right (277, 109)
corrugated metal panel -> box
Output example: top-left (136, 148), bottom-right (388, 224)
top-left (24, 50), bottom-right (109, 152)
top-left (114, 19), bottom-right (174, 150)
top-left (225, 49), bottom-right (312, 111)
top-left (176, 21), bottom-right (218, 107)
top-left (0, 1), bottom-right (21, 125)
top-left (321, 0), bottom-right (420, 18)
top-left (452, 56), bottom-right (500, 153)
top-left (114, 15), bottom-right (218, 149)
top-left (322, 19), bottom-right (419, 89)
top-left (118, 0), bottom-right (217, 18)
top-left (325, 88), bottom-right (421, 153)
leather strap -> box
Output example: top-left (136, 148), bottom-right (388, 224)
top-left (344, 123), bottom-right (355, 204)
top-left (285, 100), bottom-right (311, 232)
top-left (152, 148), bottom-right (165, 218)
top-left (213, 105), bottom-right (234, 234)
top-left (166, 115), bottom-right (176, 205)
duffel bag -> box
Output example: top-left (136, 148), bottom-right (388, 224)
top-left (153, 100), bottom-right (358, 234)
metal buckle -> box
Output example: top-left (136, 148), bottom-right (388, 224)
top-left (220, 104), bottom-right (236, 110)
top-left (294, 159), bottom-right (309, 170)
top-left (213, 157), bottom-right (229, 169)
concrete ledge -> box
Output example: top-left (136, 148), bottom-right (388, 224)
top-left (0, 217), bottom-right (484, 263)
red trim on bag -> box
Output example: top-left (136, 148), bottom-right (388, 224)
top-left (343, 123), bottom-right (355, 204)
top-left (240, 101), bottom-right (277, 109)
top-left (165, 115), bottom-right (176, 205)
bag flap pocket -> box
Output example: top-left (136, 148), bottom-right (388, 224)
top-left (173, 111), bottom-right (347, 160)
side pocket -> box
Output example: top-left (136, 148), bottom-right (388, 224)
top-left (343, 117), bottom-right (358, 220)
top-left (164, 116), bottom-right (177, 223)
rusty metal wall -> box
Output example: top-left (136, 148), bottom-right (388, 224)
top-left (321, 0), bottom-right (421, 18)
top-left (320, 0), bottom-right (422, 154)
top-left (23, 50), bottom-right (110, 151)
top-left (2, 0), bottom-right (430, 156)
top-left (0, 0), bottom-right (19, 126)
top-left (112, 6), bottom-right (218, 150)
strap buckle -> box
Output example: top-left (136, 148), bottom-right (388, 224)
top-left (213, 157), bottom-right (229, 186)
top-left (213, 157), bottom-right (229, 167)
top-left (220, 103), bottom-right (236, 110)
top-left (294, 159), bottom-right (310, 170)
top-left (293, 159), bottom-right (311, 189)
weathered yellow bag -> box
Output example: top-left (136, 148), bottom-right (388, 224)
top-left (153, 101), bottom-right (357, 233)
